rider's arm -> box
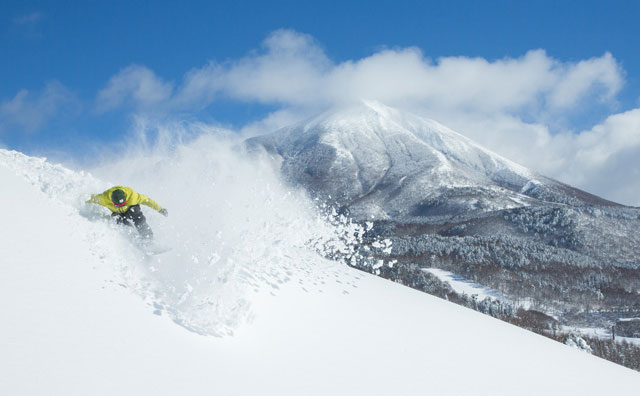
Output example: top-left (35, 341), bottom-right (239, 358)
top-left (86, 192), bottom-right (109, 206)
top-left (136, 193), bottom-right (164, 212)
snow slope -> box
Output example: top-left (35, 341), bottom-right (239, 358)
top-left (423, 267), bottom-right (504, 301)
top-left (1, 145), bottom-right (639, 395)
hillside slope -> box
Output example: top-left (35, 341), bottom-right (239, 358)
top-left (1, 147), bottom-right (639, 395)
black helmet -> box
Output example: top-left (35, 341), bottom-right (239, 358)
top-left (111, 189), bottom-right (127, 207)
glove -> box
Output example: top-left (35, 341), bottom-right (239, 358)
top-left (160, 208), bottom-right (169, 217)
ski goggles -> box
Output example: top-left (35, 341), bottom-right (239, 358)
top-left (113, 200), bottom-right (127, 207)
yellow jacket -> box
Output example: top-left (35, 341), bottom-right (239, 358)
top-left (86, 186), bottom-right (164, 214)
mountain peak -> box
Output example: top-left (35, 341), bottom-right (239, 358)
top-left (247, 103), bottom-right (616, 220)
top-left (306, 100), bottom-right (429, 129)
top-left (336, 99), bottom-right (398, 119)
top-left (294, 101), bottom-right (524, 171)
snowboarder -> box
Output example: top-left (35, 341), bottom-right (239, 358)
top-left (86, 186), bottom-right (168, 239)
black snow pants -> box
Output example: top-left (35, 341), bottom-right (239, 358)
top-left (111, 204), bottom-right (153, 239)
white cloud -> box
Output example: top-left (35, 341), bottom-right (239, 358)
top-left (96, 65), bottom-right (173, 112)
top-left (221, 30), bottom-right (330, 105)
top-left (574, 109), bottom-right (640, 167)
top-left (0, 81), bottom-right (77, 132)
top-left (548, 52), bottom-right (623, 109)
top-left (566, 109), bottom-right (640, 204)
top-left (13, 12), bottom-right (44, 25)
top-left (11, 11), bottom-right (45, 39)
top-left (100, 30), bottom-right (623, 120)
top-left (170, 35), bottom-right (621, 118)
top-left (324, 49), bottom-right (559, 113)
top-left (171, 30), bottom-right (330, 109)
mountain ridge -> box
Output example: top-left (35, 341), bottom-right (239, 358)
top-left (247, 101), bottom-right (621, 222)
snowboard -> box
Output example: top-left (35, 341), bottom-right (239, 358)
top-left (133, 237), bottom-right (172, 256)
top-left (141, 243), bottom-right (172, 256)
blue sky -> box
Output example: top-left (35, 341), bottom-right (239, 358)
top-left (2, 0), bottom-right (640, 204)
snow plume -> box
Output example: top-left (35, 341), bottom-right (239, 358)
top-left (65, 122), bottom-right (381, 336)
top-left (0, 118), bottom-right (389, 336)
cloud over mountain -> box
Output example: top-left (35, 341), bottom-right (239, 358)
top-left (97, 29), bottom-right (623, 117)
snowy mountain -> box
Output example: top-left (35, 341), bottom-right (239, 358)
top-left (247, 100), bottom-right (617, 221)
top-left (246, 101), bottom-right (640, 336)
top-left (2, 145), bottom-right (640, 394)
